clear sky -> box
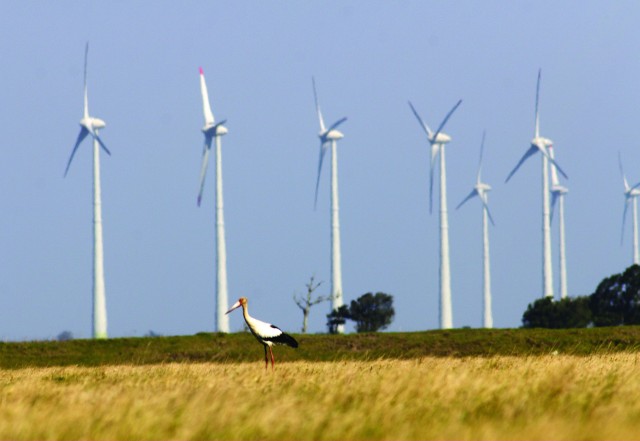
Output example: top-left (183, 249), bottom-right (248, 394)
top-left (1, 1), bottom-right (639, 340)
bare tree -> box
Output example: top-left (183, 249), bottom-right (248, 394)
top-left (293, 276), bottom-right (330, 333)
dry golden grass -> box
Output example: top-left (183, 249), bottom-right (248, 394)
top-left (0, 354), bottom-right (639, 440)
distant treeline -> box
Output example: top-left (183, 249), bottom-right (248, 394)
top-left (523, 264), bottom-right (640, 328)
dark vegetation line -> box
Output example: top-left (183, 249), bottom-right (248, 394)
top-left (523, 265), bottom-right (640, 329)
top-left (1, 327), bottom-right (640, 369)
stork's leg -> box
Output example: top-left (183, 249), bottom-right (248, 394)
top-left (263, 345), bottom-right (269, 370)
top-left (268, 345), bottom-right (275, 371)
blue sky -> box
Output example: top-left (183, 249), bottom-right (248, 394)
top-left (1, 1), bottom-right (639, 339)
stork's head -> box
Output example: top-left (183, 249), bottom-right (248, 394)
top-left (226, 297), bottom-right (247, 314)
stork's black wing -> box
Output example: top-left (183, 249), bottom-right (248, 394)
top-left (265, 325), bottom-right (298, 348)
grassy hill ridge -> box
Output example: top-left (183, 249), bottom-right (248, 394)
top-left (1, 327), bottom-right (640, 369)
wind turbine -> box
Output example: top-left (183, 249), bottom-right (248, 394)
top-left (619, 152), bottom-right (640, 265)
top-left (64, 42), bottom-right (110, 339)
top-left (312, 77), bottom-right (347, 333)
top-left (409, 98), bottom-right (462, 329)
top-left (197, 67), bottom-right (229, 333)
top-left (456, 131), bottom-right (495, 328)
top-left (549, 145), bottom-right (569, 299)
top-left (505, 69), bottom-right (567, 299)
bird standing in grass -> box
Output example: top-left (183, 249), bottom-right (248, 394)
top-left (226, 297), bottom-right (298, 369)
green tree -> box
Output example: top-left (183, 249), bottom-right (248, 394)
top-left (326, 293), bottom-right (395, 333)
top-left (326, 305), bottom-right (349, 334)
top-left (348, 292), bottom-right (395, 332)
top-left (589, 264), bottom-right (640, 326)
top-left (522, 296), bottom-right (592, 328)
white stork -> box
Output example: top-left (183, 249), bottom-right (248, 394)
top-left (226, 297), bottom-right (298, 369)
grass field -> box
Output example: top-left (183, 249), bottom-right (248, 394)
top-left (2, 328), bottom-right (640, 440)
top-left (1, 354), bottom-right (639, 440)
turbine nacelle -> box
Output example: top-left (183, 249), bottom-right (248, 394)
top-left (552, 184), bottom-right (568, 195)
top-left (202, 123), bottom-right (228, 137)
top-left (476, 182), bottom-right (492, 193)
top-left (626, 188), bottom-right (640, 198)
top-left (430, 132), bottom-right (452, 145)
top-left (81, 117), bottom-right (106, 130)
top-left (320, 129), bottom-right (344, 142)
top-left (532, 136), bottom-right (552, 150)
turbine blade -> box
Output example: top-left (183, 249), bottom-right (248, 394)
top-left (312, 77), bottom-right (326, 132)
top-left (314, 142), bottom-right (329, 209)
top-left (477, 130), bottom-right (486, 184)
top-left (543, 149), bottom-right (568, 180)
top-left (505, 145), bottom-right (537, 183)
top-left (199, 67), bottom-right (215, 126)
top-left (622, 198), bottom-right (630, 245)
top-left (84, 42), bottom-right (89, 119)
top-left (456, 188), bottom-right (478, 210)
top-left (549, 152), bottom-right (561, 187)
top-left (550, 191), bottom-right (559, 223)
top-left (619, 151), bottom-right (631, 191)
top-left (482, 196), bottom-right (496, 227)
top-left (535, 69), bottom-right (541, 138)
top-left (197, 136), bottom-right (213, 206)
top-left (327, 117), bottom-right (347, 133)
top-left (431, 99), bottom-right (462, 143)
top-left (93, 133), bottom-right (110, 156)
top-left (64, 127), bottom-right (89, 177)
top-left (630, 181), bottom-right (640, 192)
top-left (408, 101), bottom-right (433, 138)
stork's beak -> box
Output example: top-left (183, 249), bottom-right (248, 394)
top-left (225, 301), bottom-right (242, 315)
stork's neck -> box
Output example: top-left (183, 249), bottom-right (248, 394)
top-left (241, 303), bottom-right (252, 324)
top-left (240, 303), bottom-right (261, 336)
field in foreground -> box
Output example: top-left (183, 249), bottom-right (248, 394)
top-left (1, 354), bottom-right (640, 440)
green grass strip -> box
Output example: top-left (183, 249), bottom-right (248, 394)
top-left (1, 327), bottom-right (639, 369)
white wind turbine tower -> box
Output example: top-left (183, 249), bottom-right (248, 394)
top-left (312, 77), bottom-right (347, 333)
top-left (64, 43), bottom-right (110, 339)
top-left (456, 131), bottom-right (495, 328)
top-left (505, 69), bottom-right (567, 299)
top-left (409, 99), bottom-right (462, 329)
top-left (549, 145), bottom-right (569, 299)
top-left (618, 152), bottom-right (640, 265)
top-left (196, 67), bottom-right (230, 333)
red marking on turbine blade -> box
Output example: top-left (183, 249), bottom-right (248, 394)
top-left (199, 67), bottom-right (204, 75)
top-left (197, 195), bottom-right (202, 206)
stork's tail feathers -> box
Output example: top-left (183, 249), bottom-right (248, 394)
top-left (280, 332), bottom-right (299, 348)
top-left (268, 330), bottom-right (298, 348)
